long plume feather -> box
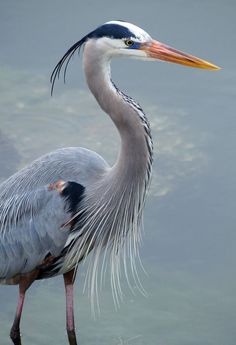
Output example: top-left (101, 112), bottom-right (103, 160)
top-left (50, 35), bottom-right (89, 95)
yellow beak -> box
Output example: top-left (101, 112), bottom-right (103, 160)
top-left (141, 40), bottom-right (220, 70)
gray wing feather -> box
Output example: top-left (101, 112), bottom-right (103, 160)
top-left (0, 185), bottom-right (70, 279)
top-left (0, 147), bottom-right (109, 280)
top-left (0, 147), bottom-right (109, 199)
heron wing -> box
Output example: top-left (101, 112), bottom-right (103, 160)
top-left (0, 147), bottom-right (109, 198)
top-left (0, 180), bottom-right (83, 280)
top-left (0, 147), bottom-right (109, 280)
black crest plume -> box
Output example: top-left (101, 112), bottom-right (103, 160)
top-left (50, 21), bottom-right (134, 95)
top-left (50, 35), bottom-right (89, 95)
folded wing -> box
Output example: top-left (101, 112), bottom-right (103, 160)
top-left (0, 181), bottom-right (83, 280)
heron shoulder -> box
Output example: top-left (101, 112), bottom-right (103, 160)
top-left (0, 147), bottom-right (110, 201)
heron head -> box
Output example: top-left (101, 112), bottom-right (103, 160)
top-left (87, 20), bottom-right (220, 69)
top-left (51, 20), bottom-right (220, 94)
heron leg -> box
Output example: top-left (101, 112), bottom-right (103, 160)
top-left (64, 269), bottom-right (77, 345)
top-left (10, 292), bottom-right (24, 345)
top-left (10, 270), bottom-right (38, 345)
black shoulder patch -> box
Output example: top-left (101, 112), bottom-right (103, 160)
top-left (89, 23), bottom-right (135, 40)
top-left (61, 181), bottom-right (85, 214)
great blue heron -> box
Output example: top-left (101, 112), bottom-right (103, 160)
top-left (0, 20), bottom-right (219, 345)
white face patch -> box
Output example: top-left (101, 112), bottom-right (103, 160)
top-left (105, 20), bottom-right (152, 42)
top-left (93, 36), bottom-right (149, 60)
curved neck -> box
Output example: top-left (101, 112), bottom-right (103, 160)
top-left (83, 41), bottom-right (153, 184)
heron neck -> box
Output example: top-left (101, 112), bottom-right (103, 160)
top-left (83, 43), bottom-right (153, 184)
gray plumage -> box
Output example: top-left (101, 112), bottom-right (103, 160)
top-left (0, 23), bottom-right (154, 297)
top-left (0, 147), bottom-right (110, 281)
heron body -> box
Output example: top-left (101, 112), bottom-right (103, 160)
top-left (0, 20), bottom-right (219, 345)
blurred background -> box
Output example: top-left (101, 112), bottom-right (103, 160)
top-left (0, 1), bottom-right (235, 344)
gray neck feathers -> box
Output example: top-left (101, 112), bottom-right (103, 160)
top-left (65, 40), bottom-right (153, 308)
top-left (83, 40), bottom-right (153, 188)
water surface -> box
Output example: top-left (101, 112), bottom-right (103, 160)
top-left (0, 1), bottom-right (236, 344)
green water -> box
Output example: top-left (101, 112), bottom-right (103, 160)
top-left (0, 1), bottom-right (236, 344)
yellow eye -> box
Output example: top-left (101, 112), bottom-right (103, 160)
top-left (124, 39), bottom-right (134, 47)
